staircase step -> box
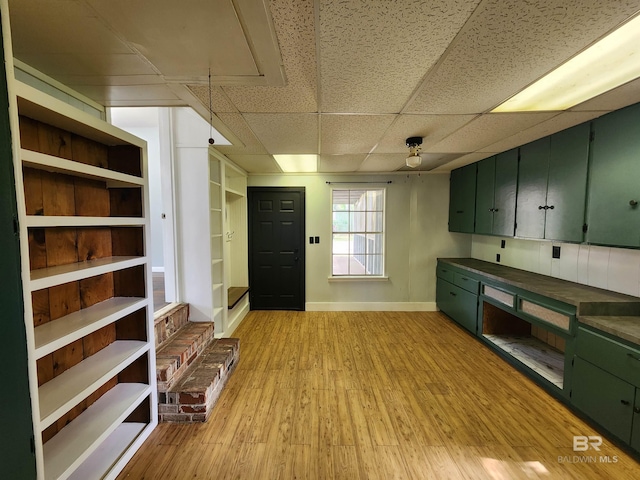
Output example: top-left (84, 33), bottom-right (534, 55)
top-left (156, 321), bottom-right (215, 392)
top-left (154, 303), bottom-right (190, 349)
top-left (159, 338), bottom-right (240, 422)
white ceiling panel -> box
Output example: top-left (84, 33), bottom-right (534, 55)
top-left (318, 0), bottom-right (482, 113)
top-left (373, 114), bottom-right (478, 154)
top-left (243, 113), bottom-right (318, 154)
top-left (432, 151), bottom-right (499, 172)
top-left (71, 84), bottom-right (182, 104)
top-left (426, 112), bottom-right (558, 153)
top-left (187, 86), bottom-right (238, 113)
top-left (319, 154), bottom-right (367, 173)
top-left (320, 115), bottom-right (395, 155)
top-left (397, 153), bottom-right (463, 172)
top-left (406, 0), bottom-right (640, 114)
top-left (214, 113), bottom-right (269, 155)
top-left (223, 0), bottom-right (317, 113)
top-left (17, 54), bottom-right (157, 78)
top-left (358, 154), bottom-right (407, 172)
top-left (225, 154), bottom-right (281, 173)
top-left (479, 111), bottom-right (607, 153)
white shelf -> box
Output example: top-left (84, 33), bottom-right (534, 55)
top-left (34, 297), bottom-right (147, 359)
top-left (211, 233), bottom-right (223, 238)
top-left (30, 256), bottom-right (146, 291)
top-left (225, 186), bottom-right (244, 197)
top-left (210, 180), bottom-right (221, 187)
top-left (39, 340), bottom-right (148, 429)
top-left (67, 423), bottom-right (146, 480)
top-left (26, 215), bottom-right (145, 228)
top-left (212, 259), bottom-right (223, 265)
top-left (21, 149), bottom-right (143, 188)
top-left (212, 283), bottom-right (223, 292)
top-left (210, 208), bottom-right (222, 212)
top-left (43, 383), bottom-right (150, 480)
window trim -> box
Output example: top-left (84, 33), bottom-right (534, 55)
top-left (329, 187), bottom-right (387, 278)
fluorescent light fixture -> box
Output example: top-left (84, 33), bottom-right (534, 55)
top-left (493, 14), bottom-right (640, 112)
top-left (273, 154), bottom-right (318, 172)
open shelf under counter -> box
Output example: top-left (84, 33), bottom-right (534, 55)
top-left (30, 256), bottom-right (146, 291)
top-left (26, 215), bottom-right (145, 228)
top-left (67, 422), bottom-right (148, 480)
top-left (35, 297), bottom-right (147, 359)
top-left (483, 334), bottom-right (564, 388)
top-left (39, 340), bottom-right (149, 430)
top-left (21, 149), bottom-right (143, 188)
top-left (42, 383), bottom-right (151, 480)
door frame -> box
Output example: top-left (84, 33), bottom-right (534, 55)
top-left (248, 186), bottom-right (306, 310)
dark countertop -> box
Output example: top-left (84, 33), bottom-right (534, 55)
top-left (578, 316), bottom-right (640, 347)
top-left (438, 258), bottom-right (640, 317)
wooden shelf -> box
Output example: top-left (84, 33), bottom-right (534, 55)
top-left (26, 215), bottom-right (144, 228)
top-left (30, 256), bottom-right (146, 291)
top-left (42, 383), bottom-right (150, 480)
top-left (21, 149), bottom-right (143, 187)
top-left (34, 297), bottom-right (147, 359)
top-left (67, 423), bottom-right (146, 480)
top-left (39, 340), bottom-right (148, 429)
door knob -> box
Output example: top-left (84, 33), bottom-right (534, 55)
top-left (630, 200), bottom-right (638, 207)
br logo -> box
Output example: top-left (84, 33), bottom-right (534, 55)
top-left (573, 435), bottom-right (602, 452)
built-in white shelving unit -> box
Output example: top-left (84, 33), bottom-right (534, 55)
top-left (10, 80), bottom-right (157, 479)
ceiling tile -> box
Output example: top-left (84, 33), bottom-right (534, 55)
top-left (320, 115), bottom-right (395, 154)
top-left (187, 85), bottom-right (238, 113)
top-left (358, 153), bottom-right (407, 172)
top-left (426, 112), bottom-right (557, 153)
top-left (70, 84), bottom-right (182, 104)
top-left (431, 152), bottom-right (499, 172)
top-left (571, 77), bottom-right (640, 112)
top-left (222, 0), bottom-right (317, 112)
top-left (16, 54), bottom-right (157, 77)
top-left (243, 113), bottom-right (318, 154)
top-left (319, 154), bottom-right (367, 172)
top-left (226, 154), bottom-right (281, 173)
top-left (318, 0), bottom-right (481, 113)
top-left (406, 0), bottom-right (640, 114)
top-left (479, 111), bottom-right (607, 153)
top-left (373, 114), bottom-right (477, 153)
top-left (397, 153), bottom-right (463, 172)
top-left (214, 113), bottom-right (268, 155)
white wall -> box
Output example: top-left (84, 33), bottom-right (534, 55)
top-left (109, 108), bottom-right (164, 269)
top-left (471, 235), bottom-right (640, 297)
top-left (248, 173), bottom-right (472, 310)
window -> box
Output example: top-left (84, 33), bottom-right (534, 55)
top-left (331, 188), bottom-right (385, 276)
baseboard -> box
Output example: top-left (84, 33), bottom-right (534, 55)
top-left (305, 302), bottom-right (437, 312)
top-left (152, 266), bottom-right (165, 273)
top-left (215, 299), bottom-right (249, 338)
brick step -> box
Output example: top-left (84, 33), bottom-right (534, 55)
top-left (156, 321), bottom-right (215, 392)
top-left (154, 303), bottom-right (190, 350)
top-left (159, 338), bottom-right (240, 422)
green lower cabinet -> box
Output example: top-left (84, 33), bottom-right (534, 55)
top-left (436, 277), bottom-right (478, 334)
top-left (572, 356), bottom-right (634, 443)
top-left (632, 395), bottom-right (640, 452)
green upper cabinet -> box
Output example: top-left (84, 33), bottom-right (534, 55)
top-left (475, 149), bottom-right (518, 236)
top-left (587, 103), bottom-right (640, 247)
top-left (516, 123), bottom-right (590, 242)
top-left (449, 163), bottom-right (477, 233)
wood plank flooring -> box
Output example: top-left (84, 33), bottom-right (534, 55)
top-left (118, 311), bottom-right (640, 479)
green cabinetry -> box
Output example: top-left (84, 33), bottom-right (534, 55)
top-left (448, 163), bottom-right (477, 233)
top-left (474, 149), bottom-right (518, 236)
top-left (587, 103), bottom-right (640, 247)
top-left (516, 123), bottom-right (589, 242)
top-left (436, 263), bottom-right (479, 334)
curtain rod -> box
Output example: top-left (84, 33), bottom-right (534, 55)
top-left (326, 181), bottom-right (392, 185)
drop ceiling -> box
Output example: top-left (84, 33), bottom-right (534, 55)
top-left (8, 0), bottom-right (640, 173)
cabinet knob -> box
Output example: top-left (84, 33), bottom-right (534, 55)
top-left (449, 292), bottom-right (457, 297)
top-left (456, 210), bottom-right (464, 214)
top-left (548, 205), bottom-right (554, 210)
top-left (489, 208), bottom-right (494, 212)
top-left (538, 205), bottom-right (544, 210)
top-left (621, 399), bottom-right (631, 406)
top-left (494, 208), bottom-right (499, 212)
top-left (630, 200), bottom-right (638, 207)
top-left (635, 407), bottom-right (640, 414)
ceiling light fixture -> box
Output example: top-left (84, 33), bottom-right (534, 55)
top-left (405, 136), bottom-right (423, 168)
top-left (493, 14), bottom-right (640, 112)
top-left (273, 154), bottom-right (318, 173)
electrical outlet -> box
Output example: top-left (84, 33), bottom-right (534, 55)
top-left (309, 237), bottom-right (314, 244)
top-left (501, 239), bottom-right (506, 248)
top-left (496, 253), bottom-right (501, 263)
top-left (315, 236), bottom-right (320, 243)
top-left (552, 246), bottom-right (561, 259)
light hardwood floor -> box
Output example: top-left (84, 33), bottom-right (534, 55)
top-left (118, 311), bottom-right (640, 479)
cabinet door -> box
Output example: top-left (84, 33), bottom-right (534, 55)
top-left (587, 103), bottom-right (640, 247)
top-left (632, 392), bottom-right (640, 452)
top-left (493, 149), bottom-right (518, 236)
top-left (475, 156), bottom-right (496, 234)
top-left (572, 356), bottom-right (634, 442)
top-left (436, 277), bottom-right (455, 318)
top-left (546, 123), bottom-right (590, 242)
top-left (516, 138), bottom-right (550, 239)
top-left (448, 164), bottom-right (477, 233)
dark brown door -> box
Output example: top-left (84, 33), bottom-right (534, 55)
top-left (248, 187), bottom-right (305, 310)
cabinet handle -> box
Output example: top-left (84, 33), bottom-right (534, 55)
top-left (538, 205), bottom-right (544, 210)
top-left (548, 205), bottom-right (554, 210)
top-left (627, 353), bottom-right (640, 362)
top-left (630, 200), bottom-right (638, 207)
top-left (456, 210), bottom-right (464, 214)
top-left (621, 399), bottom-right (631, 406)
top-left (449, 292), bottom-right (457, 297)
